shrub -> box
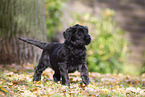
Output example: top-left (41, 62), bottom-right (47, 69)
top-left (45, 0), bottom-right (64, 40)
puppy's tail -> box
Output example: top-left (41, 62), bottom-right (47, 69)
top-left (18, 37), bottom-right (47, 49)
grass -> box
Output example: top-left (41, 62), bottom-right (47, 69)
top-left (0, 64), bottom-right (145, 97)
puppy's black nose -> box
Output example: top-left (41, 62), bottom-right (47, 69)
top-left (86, 35), bottom-right (91, 40)
top-left (85, 36), bottom-right (91, 45)
top-left (86, 36), bottom-right (91, 40)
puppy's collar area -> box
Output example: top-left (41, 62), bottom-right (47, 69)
top-left (64, 43), bottom-right (86, 50)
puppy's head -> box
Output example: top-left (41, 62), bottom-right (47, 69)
top-left (63, 24), bottom-right (91, 46)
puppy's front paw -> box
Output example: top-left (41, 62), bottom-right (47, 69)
top-left (33, 75), bottom-right (41, 81)
top-left (53, 74), bottom-right (60, 82)
top-left (83, 77), bottom-right (89, 85)
top-left (61, 80), bottom-right (70, 86)
top-left (53, 77), bottom-right (58, 82)
top-left (53, 76), bottom-right (60, 82)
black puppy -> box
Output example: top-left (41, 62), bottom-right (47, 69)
top-left (18, 24), bottom-right (91, 85)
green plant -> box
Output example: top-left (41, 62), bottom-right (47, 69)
top-left (45, 0), bottom-right (64, 40)
top-left (71, 9), bottom-right (128, 73)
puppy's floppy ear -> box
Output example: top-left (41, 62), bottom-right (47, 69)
top-left (63, 27), bottom-right (74, 43)
top-left (63, 31), bottom-right (71, 43)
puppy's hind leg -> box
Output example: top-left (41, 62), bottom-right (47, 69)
top-left (53, 72), bottom-right (61, 82)
top-left (33, 54), bottom-right (50, 81)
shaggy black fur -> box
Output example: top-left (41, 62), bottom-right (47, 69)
top-left (18, 24), bottom-right (91, 85)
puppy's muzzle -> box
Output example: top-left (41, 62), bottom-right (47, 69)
top-left (85, 36), bottom-right (91, 45)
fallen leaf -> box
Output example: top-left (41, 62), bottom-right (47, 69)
top-left (7, 82), bottom-right (13, 86)
top-left (126, 74), bottom-right (130, 80)
top-left (69, 91), bottom-right (75, 96)
top-left (34, 81), bottom-right (41, 84)
top-left (30, 87), bottom-right (39, 92)
top-left (0, 86), bottom-right (8, 93)
top-left (0, 81), bottom-right (3, 84)
top-left (126, 87), bottom-right (136, 94)
top-left (6, 72), bottom-right (14, 77)
top-left (80, 84), bottom-right (86, 90)
top-left (132, 80), bottom-right (139, 85)
top-left (113, 74), bottom-right (118, 78)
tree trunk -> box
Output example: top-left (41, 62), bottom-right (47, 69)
top-left (0, 0), bottom-right (47, 64)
